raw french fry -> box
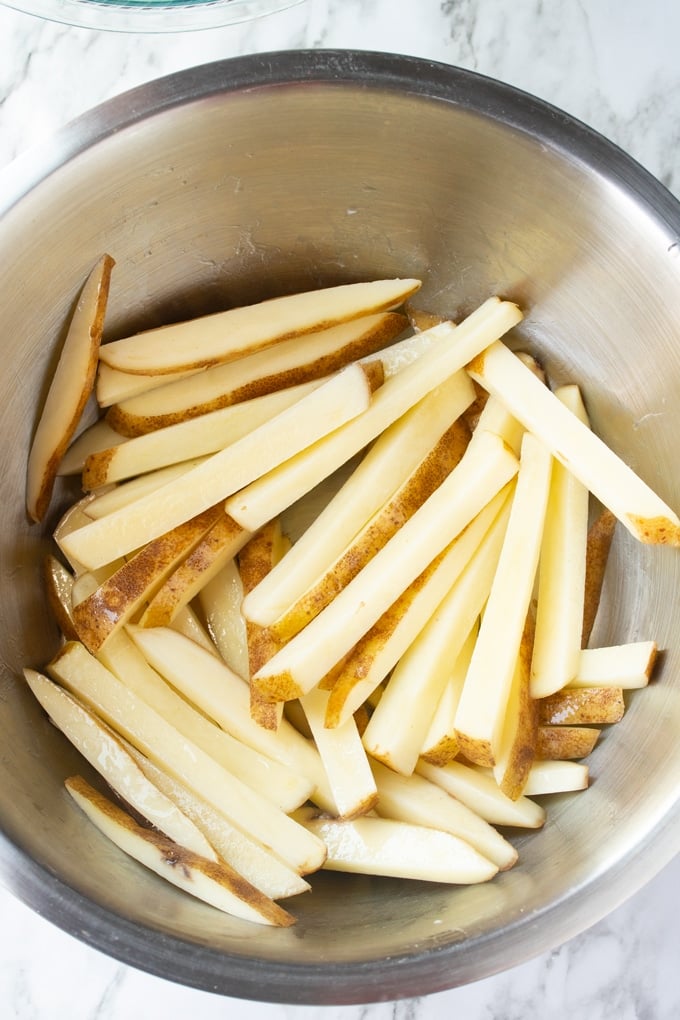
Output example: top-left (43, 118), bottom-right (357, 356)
top-left (415, 759), bottom-right (546, 829)
top-left (170, 604), bottom-right (219, 657)
top-left (536, 726), bottom-right (601, 760)
top-left (419, 623), bottom-right (478, 766)
top-left (43, 554), bottom-right (79, 640)
top-left (139, 514), bottom-right (249, 628)
top-left (84, 459), bottom-right (208, 518)
top-left (84, 380), bottom-right (325, 488)
top-left (468, 341), bottom-right (680, 545)
top-left (53, 495), bottom-right (99, 575)
top-left (522, 760), bottom-right (589, 795)
top-left (324, 485), bottom-right (512, 728)
top-left (227, 297), bottom-right (523, 532)
top-left (71, 504), bottom-right (225, 653)
top-left (371, 760), bottom-right (517, 871)
top-left (454, 432), bottom-right (552, 767)
top-left (198, 559), bottom-right (250, 679)
top-left (24, 669), bottom-right (217, 859)
top-left (125, 625), bottom-right (338, 815)
top-left (272, 417), bottom-right (470, 641)
top-left (362, 547), bottom-right (483, 777)
top-left (105, 311), bottom-right (408, 431)
top-left (539, 686), bottom-right (625, 725)
top-left (26, 253), bottom-right (114, 522)
top-left (98, 278), bottom-right (422, 375)
top-left (582, 508), bottom-right (617, 646)
top-left (65, 775), bottom-right (295, 927)
top-left (530, 385), bottom-right (590, 698)
top-left (299, 686), bottom-right (378, 819)
top-left (97, 628), bottom-right (312, 813)
top-left (48, 642), bottom-right (326, 875)
top-left (492, 609), bottom-right (539, 800)
top-left (569, 641), bottom-right (657, 689)
top-left (242, 373), bottom-right (476, 630)
top-left (300, 812), bottom-right (497, 884)
top-left (123, 745), bottom-right (311, 900)
top-left (61, 361), bottom-right (379, 570)
top-left (97, 362), bottom-right (199, 407)
top-left (58, 418), bottom-right (126, 475)
top-left (252, 431), bottom-right (519, 704)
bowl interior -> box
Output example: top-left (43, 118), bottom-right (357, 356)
top-left (0, 52), bottom-right (679, 1003)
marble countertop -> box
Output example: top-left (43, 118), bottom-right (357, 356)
top-left (1, 0), bottom-right (679, 1016)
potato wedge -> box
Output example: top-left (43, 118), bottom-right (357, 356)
top-left (416, 759), bottom-right (545, 829)
top-left (98, 278), bottom-right (421, 375)
top-left (522, 760), bottom-right (589, 795)
top-left (418, 622), bottom-right (478, 766)
top-left (65, 775), bottom-right (295, 926)
top-left (26, 253), bottom-right (114, 522)
top-left (570, 641), bottom-right (657, 689)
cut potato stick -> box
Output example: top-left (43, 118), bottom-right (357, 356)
top-left (362, 553), bottom-right (484, 777)
top-left (272, 418), bottom-right (470, 641)
top-left (170, 604), bottom-right (220, 657)
top-left (139, 514), bottom-right (249, 628)
top-left (48, 642), bottom-right (326, 875)
top-left (62, 361), bottom-right (377, 570)
top-left (125, 625), bottom-right (338, 815)
top-left (96, 361), bottom-right (199, 407)
top-left (325, 485), bottom-right (512, 728)
top-left (569, 641), bottom-right (657, 689)
top-left (84, 459), bottom-right (208, 519)
top-left (242, 374), bottom-right (476, 629)
top-left (416, 759), bottom-right (545, 829)
top-left (227, 297), bottom-right (523, 532)
top-left (299, 686), bottom-right (378, 819)
top-left (530, 385), bottom-right (590, 698)
top-left (53, 495), bottom-right (99, 575)
top-left (371, 760), bottom-right (517, 871)
top-left (71, 504), bottom-right (225, 652)
top-left (454, 432), bottom-right (553, 767)
top-left (521, 760), bottom-right (589, 795)
top-left (536, 725), bottom-right (601, 761)
top-left (105, 311), bottom-right (408, 431)
top-left (123, 745), bottom-right (310, 900)
top-left (98, 278), bottom-right (421, 375)
top-left (252, 431), bottom-right (519, 703)
top-left (44, 554), bottom-right (79, 640)
top-left (198, 559), bottom-right (250, 679)
top-left (492, 609), bottom-right (539, 800)
top-left (26, 253), bottom-right (114, 522)
top-left (538, 686), bottom-right (625, 725)
top-left (468, 341), bottom-right (680, 545)
top-left (59, 418), bottom-right (126, 476)
top-left (65, 775), bottom-right (295, 926)
top-left (300, 813), bottom-right (497, 884)
top-left (24, 669), bottom-right (217, 859)
top-left (419, 622), bottom-right (478, 766)
top-left (582, 508), bottom-right (617, 646)
top-left (85, 380), bottom-right (325, 488)
top-left (97, 628), bottom-right (312, 813)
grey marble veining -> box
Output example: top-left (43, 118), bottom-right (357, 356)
top-left (0, 1), bottom-right (679, 1017)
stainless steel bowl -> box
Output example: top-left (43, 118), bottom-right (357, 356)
top-left (1, 51), bottom-right (679, 1004)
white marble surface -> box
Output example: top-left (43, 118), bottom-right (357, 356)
top-left (1, 0), bottom-right (679, 1016)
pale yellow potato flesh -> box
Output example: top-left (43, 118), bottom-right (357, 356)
top-left (43, 554), bottom-right (79, 640)
top-left (371, 760), bottom-right (517, 871)
top-left (98, 278), bottom-right (422, 375)
top-left (105, 311), bottom-right (407, 431)
top-left (26, 253), bottom-right (114, 522)
top-left (58, 418), bottom-right (126, 476)
top-left (61, 361), bottom-right (376, 570)
top-left (96, 362), bottom-right (200, 407)
top-left (419, 621), bottom-right (478, 766)
top-left (84, 459), bottom-right (208, 519)
top-left (530, 384), bottom-right (590, 698)
top-left (242, 373), bottom-right (475, 630)
top-left (454, 432), bottom-right (552, 768)
top-left (197, 559), bottom-right (250, 679)
top-left (492, 611), bottom-right (539, 800)
top-left (468, 341), bottom-right (680, 545)
top-left (25, 669), bottom-right (217, 859)
top-left (169, 604), bottom-right (219, 657)
top-left (252, 431), bottom-right (519, 704)
top-left (300, 814), bottom-right (498, 884)
top-left (521, 760), bottom-right (590, 795)
top-left (48, 642), bottom-right (327, 875)
top-left (416, 759), bottom-right (545, 829)
top-left (65, 775), bottom-right (295, 926)
top-left (569, 640), bottom-right (657, 689)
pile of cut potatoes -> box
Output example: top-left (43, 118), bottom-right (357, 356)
top-left (23, 257), bottom-right (670, 926)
